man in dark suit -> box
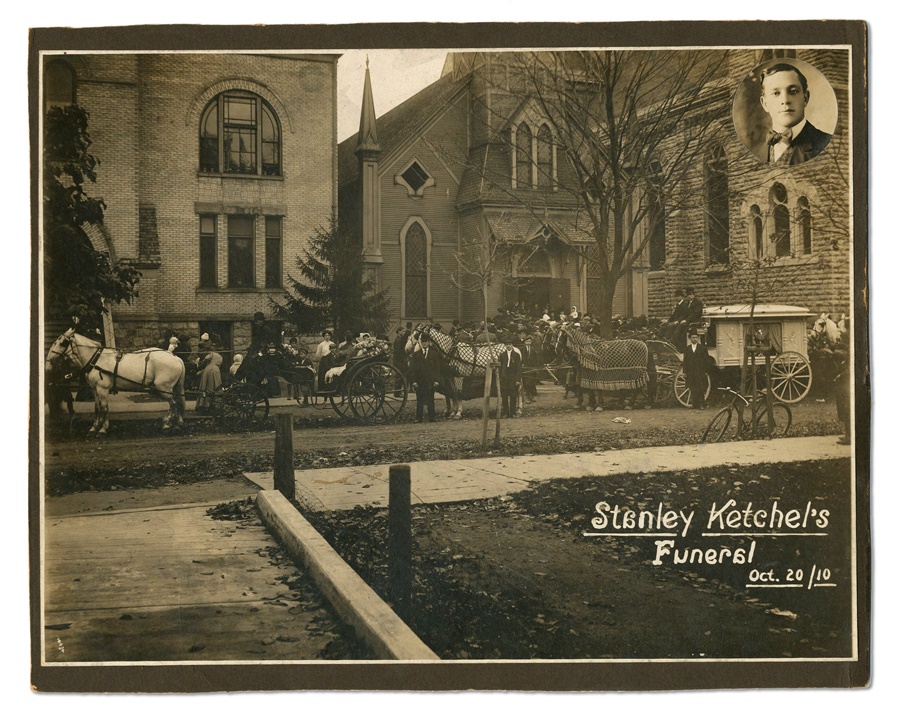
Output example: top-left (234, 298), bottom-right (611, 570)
top-left (498, 344), bottom-right (523, 418)
top-left (756, 63), bottom-right (832, 165)
top-left (519, 336), bottom-right (541, 402)
top-left (682, 327), bottom-right (711, 410)
top-left (411, 332), bottom-right (441, 422)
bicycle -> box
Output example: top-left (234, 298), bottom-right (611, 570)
top-left (701, 386), bottom-right (792, 443)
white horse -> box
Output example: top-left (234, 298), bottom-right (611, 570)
top-left (812, 313), bottom-right (841, 347)
top-left (45, 329), bottom-right (186, 435)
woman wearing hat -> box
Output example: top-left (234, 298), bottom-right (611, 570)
top-left (196, 335), bottom-right (223, 414)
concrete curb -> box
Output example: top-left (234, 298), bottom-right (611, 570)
top-left (255, 489), bottom-right (438, 661)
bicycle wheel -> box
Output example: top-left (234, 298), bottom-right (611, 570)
top-left (754, 401), bottom-right (792, 437)
top-left (702, 408), bottom-right (732, 443)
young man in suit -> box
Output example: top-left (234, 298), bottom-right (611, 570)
top-left (411, 332), bottom-right (441, 422)
top-left (682, 327), bottom-right (711, 410)
top-left (498, 343), bottom-right (523, 418)
top-left (757, 63), bottom-right (832, 165)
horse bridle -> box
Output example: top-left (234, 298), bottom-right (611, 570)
top-left (47, 331), bottom-right (103, 376)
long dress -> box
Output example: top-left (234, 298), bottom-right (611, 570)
top-left (197, 351), bottom-right (223, 409)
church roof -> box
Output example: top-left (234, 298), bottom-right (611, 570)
top-left (338, 69), bottom-right (469, 188)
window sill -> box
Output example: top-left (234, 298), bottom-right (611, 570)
top-left (704, 264), bottom-right (732, 277)
top-left (197, 287), bottom-right (283, 293)
top-left (766, 254), bottom-right (819, 267)
top-left (199, 172), bottom-right (284, 181)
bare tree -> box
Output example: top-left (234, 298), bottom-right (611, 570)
top-left (434, 50), bottom-right (731, 336)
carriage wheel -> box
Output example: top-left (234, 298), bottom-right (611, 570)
top-left (218, 383), bottom-right (269, 430)
top-left (769, 352), bottom-right (812, 403)
top-left (640, 368), bottom-right (675, 406)
top-left (347, 362), bottom-right (408, 424)
top-left (328, 391), bottom-right (353, 419)
top-left (674, 369), bottom-right (711, 408)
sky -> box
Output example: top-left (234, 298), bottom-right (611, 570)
top-left (336, 50), bottom-right (448, 142)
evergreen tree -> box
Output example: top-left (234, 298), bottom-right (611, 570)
top-left (270, 216), bottom-right (390, 338)
top-left (43, 104), bottom-right (140, 331)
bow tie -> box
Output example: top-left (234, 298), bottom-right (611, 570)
top-left (768, 129), bottom-right (792, 146)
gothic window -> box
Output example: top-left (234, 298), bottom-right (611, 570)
top-left (797, 196), bottom-right (812, 255)
top-left (536, 124), bottom-right (553, 188)
top-left (44, 61), bottom-right (76, 111)
top-left (706, 145), bottom-right (729, 265)
top-left (404, 222), bottom-right (428, 318)
top-left (771, 183), bottom-right (791, 257)
top-left (750, 204), bottom-right (764, 259)
top-left (647, 162), bottom-right (666, 270)
top-left (516, 122), bottom-right (533, 188)
top-left (200, 91), bottom-right (281, 176)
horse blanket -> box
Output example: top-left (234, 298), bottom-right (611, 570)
top-left (564, 327), bottom-right (649, 391)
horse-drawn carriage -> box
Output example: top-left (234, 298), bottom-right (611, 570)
top-left (642, 303), bottom-right (814, 407)
top-left (538, 303), bottom-right (815, 409)
top-left (45, 330), bottom-right (408, 434)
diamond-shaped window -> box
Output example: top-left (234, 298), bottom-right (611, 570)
top-left (396, 158), bottom-right (435, 197)
top-left (402, 162), bottom-right (430, 193)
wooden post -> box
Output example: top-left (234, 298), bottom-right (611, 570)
top-left (388, 464), bottom-right (412, 606)
top-left (481, 363), bottom-right (494, 448)
top-left (273, 413), bottom-right (294, 499)
top-left (765, 352), bottom-right (775, 435)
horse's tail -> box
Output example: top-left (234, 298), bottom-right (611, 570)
top-left (175, 362), bottom-right (187, 419)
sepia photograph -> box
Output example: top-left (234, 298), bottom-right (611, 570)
top-left (29, 22), bottom-right (869, 694)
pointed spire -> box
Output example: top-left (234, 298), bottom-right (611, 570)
top-left (356, 60), bottom-right (381, 155)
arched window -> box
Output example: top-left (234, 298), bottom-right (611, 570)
top-left (797, 196), bottom-right (812, 255)
top-left (200, 91), bottom-right (281, 176)
top-left (771, 183), bottom-right (791, 257)
top-left (750, 205), bottom-right (764, 258)
top-left (404, 221), bottom-right (428, 318)
top-left (516, 123), bottom-right (533, 188)
top-left (647, 162), bottom-right (666, 270)
top-left (44, 61), bottom-right (76, 111)
top-left (536, 124), bottom-right (553, 188)
top-left (706, 146), bottom-right (729, 265)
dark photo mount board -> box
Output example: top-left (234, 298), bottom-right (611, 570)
top-left (29, 21), bottom-right (869, 693)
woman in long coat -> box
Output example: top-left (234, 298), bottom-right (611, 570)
top-left (197, 337), bottom-right (223, 413)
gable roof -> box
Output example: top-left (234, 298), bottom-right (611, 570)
top-left (338, 69), bottom-right (470, 188)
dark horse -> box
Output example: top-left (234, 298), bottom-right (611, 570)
top-left (555, 325), bottom-right (656, 411)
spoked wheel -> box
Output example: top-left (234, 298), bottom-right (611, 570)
top-left (347, 362), bottom-right (408, 424)
top-left (753, 400), bottom-right (792, 437)
top-left (674, 369), bottom-right (712, 408)
top-left (769, 352), bottom-right (812, 403)
top-left (641, 368), bottom-right (675, 406)
top-left (328, 391), bottom-right (353, 419)
top-left (702, 407), bottom-right (732, 443)
top-left (218, 383), bottom-right (269, 431)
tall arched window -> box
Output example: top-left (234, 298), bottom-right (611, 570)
top-left (797, 196), bottom-right (812, 255)
top-left (44, 61), bottom-right (76, 111)
top-left (200, 91), bottom-right (281, 176)
top-left (706, 146), bottom-right (729, 265)
top-left (750, 205), bottom-right (764, 258)
top-left (647, 162), bottom-right (666, 270)
top-left (516, 123), bottom-right (533, 188)
top-left (536, 124), bottom-right (553, 188)
top-left (771, 183), bottom-right (791, 257)
top-left (404, 222), bottom-right (428, 318)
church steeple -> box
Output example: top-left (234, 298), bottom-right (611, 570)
top-left (356, 57), bottom-right (381, 155)
top-left (355, 58), bottom-right (383, 265)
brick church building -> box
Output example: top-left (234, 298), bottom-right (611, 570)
top-left (339, 50), bottom-right (851, 332)
top-left (42, 52), bottom-right (339, 361)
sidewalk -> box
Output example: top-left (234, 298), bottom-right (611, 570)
top-left (244, 436), bottom-right (853, 511)
top-left (42, 479), bottom-right (367, 662)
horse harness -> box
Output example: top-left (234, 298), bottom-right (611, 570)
top-left (73, 341), bottom-right (156, 395)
